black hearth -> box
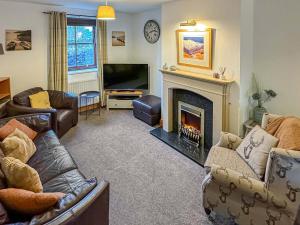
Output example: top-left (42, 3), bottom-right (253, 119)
top-left (150, 89), bottom-right (213, 166)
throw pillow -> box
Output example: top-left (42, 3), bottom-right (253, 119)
top-left (2, 128), bottom-right (36, 163)
top-left (29, 91), bottom-right (51, 109)
top-left (266, 117), bottom-right (300, 151)
top-left (0, 188), bottom-right (64, 215)
top-left (236, 126), bottom-right (278, 178)
top-left (1, 157), bottom-right (42, 193)
top-left (0, 119), bottom-right (37, 141)
top-left (0, 202), bottom-right (9, 224)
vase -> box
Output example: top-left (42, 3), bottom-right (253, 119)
top-left (253, 106), bottom-right (267, 124)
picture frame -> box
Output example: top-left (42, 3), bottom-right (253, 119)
top-left (6, 30), bottom-right (32, 51)
top-left (176, 29), bottom-right (212, 70)
top-left (112, 31), bottom-right (125, 46)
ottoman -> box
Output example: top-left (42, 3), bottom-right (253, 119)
top-left (133, 95), bottom-right (161, 126)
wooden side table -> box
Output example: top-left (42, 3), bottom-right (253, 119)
top-left (243, 119), bottom-right (260, 137)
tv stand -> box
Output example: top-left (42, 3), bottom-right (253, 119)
top-left (106, 90), bottom-right (143, 111)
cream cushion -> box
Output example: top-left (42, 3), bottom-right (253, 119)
top-left (0, 157), bottom-right (42, 193)
top-left (236, 126), bottom-right (278, 178)
top-left (2, 128), bottom-right (36, 163)
top-left (29, 91), bottom-right (51, 109)
top-left (205, 146), bottom-right (259, 180)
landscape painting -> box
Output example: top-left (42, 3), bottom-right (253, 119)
top-left (112, 31), bottom-right (125, 46)
top-left (176, 29), bottom-right (212, 69)
top-left (6, 30), bottom-right (32, 51)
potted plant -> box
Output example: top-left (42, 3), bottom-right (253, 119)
top-left (251, 74), bottom-right (277, 123)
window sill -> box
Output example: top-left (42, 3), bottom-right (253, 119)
top-left (68, 68), bottom-right (98, 75)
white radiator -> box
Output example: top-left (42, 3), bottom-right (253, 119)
top-left (68, 79), bottom-right (99, 95)
top-left (68, 79), bottom-right (99, 106)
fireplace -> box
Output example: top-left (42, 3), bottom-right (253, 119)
top-left (151, 89), bottom-right (213, 166)
top-left (178, 101), bottom-right (204, 147)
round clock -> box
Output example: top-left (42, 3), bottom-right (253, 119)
top-left (144, 20), bottom-right (160, 44)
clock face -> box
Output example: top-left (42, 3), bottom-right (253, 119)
top-left (144, 20), bottom-right (160, 44)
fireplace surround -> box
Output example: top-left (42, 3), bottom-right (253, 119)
top-left (151, 69), bottom-right (233, 166)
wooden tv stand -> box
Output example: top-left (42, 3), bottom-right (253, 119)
top-left (106, 90), bottom-right (143, 111)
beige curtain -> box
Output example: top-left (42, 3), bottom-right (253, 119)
top-left (96, 20), bottom-right (108, 107)
top-left (48, 12), bottom-right (68, 91)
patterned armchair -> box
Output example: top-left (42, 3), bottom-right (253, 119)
top-left (202, 114), bottom-right (300, 225)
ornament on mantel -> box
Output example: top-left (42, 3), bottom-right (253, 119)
top-left (163, 63), bottom-right (169, 70)
top-left (170, 65), bottom-right (177, 71)
top-left (213, 66), bottom-right (227, 80)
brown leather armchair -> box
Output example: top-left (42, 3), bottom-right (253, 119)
top-left (6, 87), bottom-right (78, 138)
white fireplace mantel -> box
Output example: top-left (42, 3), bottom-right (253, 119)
top-left (160, 69), bottom-right (235, 145)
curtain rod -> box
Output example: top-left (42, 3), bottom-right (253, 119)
top-left (43, 12), bottom-right (96, 19)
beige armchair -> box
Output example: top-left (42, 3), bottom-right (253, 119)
top-left (202, 114), bottom-right (300, 225)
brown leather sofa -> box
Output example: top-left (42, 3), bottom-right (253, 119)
top-left (0, 113), bottom-right (109, 225)
top-left (6, 87), bottom-right (78, 138)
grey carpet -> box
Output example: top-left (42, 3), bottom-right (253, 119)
top-left (61, 110), bottom-right (232, 225)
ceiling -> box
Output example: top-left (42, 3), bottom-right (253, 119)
top-left (2, 0), bottom-right (176, 13)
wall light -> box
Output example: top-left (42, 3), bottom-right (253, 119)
top-left (0, 44), bottom-right (4, 55)
top-left (180, 20), bottom-right (197, 27)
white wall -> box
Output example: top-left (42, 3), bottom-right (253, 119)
top-left (253, 0), bottom-right (300, 117)
top-left (161, 0), bottom-right (241, 134)
top-left (132, 8), bottom-right (162, 96)
top-left (0, 1), bottom-right (134, 95)
top-left (0, 2), bottom-right (48, 95)
top-left (240, 0), bottom-right (254, 131)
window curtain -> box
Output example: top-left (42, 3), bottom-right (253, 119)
top-left (96, 20), bottom-right (108, 107)
top-left (48, 12), bottom-right (68, 91)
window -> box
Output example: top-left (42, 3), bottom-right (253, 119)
top-left (67, 18), bottom-right (97, 71)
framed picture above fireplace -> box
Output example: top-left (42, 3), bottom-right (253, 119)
top-left (176, 29), bottom-right (212, 70)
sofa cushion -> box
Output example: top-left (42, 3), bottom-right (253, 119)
top-left (28, 145), bottom-right (77, 184)
top-left (43, 169), bottom-right (86, 193)
top-left (13, 87), bottom-right (43, 107)
top-left (34, 130), bottom-right (61, 150)
top-left (1, 157), bottom-right (43, 193)
top-left (236, 126), bottom-right (278, 179)
top-left (205, 146), bottom-right (260, 180)
top-left (2, 128), bottom-right (36, 163)
top-left (0, 119), bottom-right (37, 141)
top-left (0, 188), bottom-right (64, 215)
top-left (29, 91), bottom-right (51, 109)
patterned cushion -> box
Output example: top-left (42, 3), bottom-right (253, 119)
top-left (205, 146), bottom-right (259, 180)
top-left (236, 126), bottom-right (278, 179)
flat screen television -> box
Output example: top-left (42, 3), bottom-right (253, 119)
top-left (103, 64), bottom-right (149, 90)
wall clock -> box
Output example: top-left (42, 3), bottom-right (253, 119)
top-left (144, 20), bottom-right (160, 44)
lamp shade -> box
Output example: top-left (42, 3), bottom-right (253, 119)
top-left (0, 44), bottom-right (4, 55)
top-left (97, 5), bottom-right (116, 20)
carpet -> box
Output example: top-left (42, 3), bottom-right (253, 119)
top-left (61, 110), bottom-right (232, 225)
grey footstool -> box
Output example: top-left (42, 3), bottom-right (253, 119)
top-left (133, 95), bottom-right (161, 126)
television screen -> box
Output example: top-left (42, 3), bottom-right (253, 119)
top-left (103, 64), bottom-right (149, 90)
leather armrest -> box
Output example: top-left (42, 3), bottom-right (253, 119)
top-left (48, 90), bottom-right (78, 110)
top-left (0, 113), bottom-right (53, 133)
top-left (6, 101), bottom-right (58, 133)
top-left (30, 180), bottom-right (109, 225)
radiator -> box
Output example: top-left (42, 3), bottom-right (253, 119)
top-left (68, 79), bottom-right (99, 95)
top-left (68, 79), bottom-right (100, 106)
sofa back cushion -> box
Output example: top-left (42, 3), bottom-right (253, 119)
top-left (13, 87), bottom-right (43, 107)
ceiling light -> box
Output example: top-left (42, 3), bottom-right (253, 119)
top-left (97, 0), bottom-right (116, 20)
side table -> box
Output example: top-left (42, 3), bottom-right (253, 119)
top-left (243, 119), bottom-right (260, 137)
top-left (79, 91), bottom-right (101, 120)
